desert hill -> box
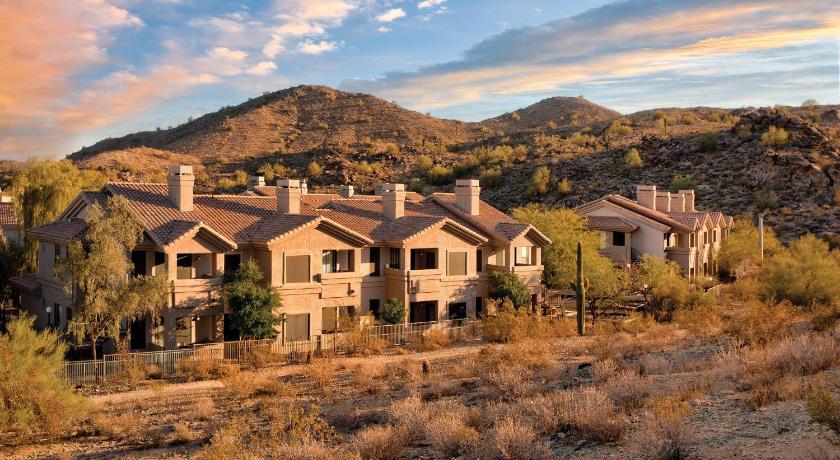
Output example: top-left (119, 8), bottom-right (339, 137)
top-left (65, 85), bottom-right (840, 241)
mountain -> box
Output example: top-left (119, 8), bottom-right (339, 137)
top-left (480, 96), bottom-right (621, 133)
top-left (67, 86), bottom-right (840, 241)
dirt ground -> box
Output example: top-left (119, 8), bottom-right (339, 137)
top-left (4, 323), bottom-right (840, 459)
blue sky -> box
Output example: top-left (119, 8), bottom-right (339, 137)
top-left (1, 0), bottom-right (839, 160)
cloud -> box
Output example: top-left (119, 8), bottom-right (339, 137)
top-left (208, 47), bottom-right (247, 61)
top-left (377, 26), bottom-right (391, 33)
top-left (418, 0), bottom-right (445, 9)
top-left (246, 61), bottom-right (278, 76)
top-left (297, 40), bottom-right (341, 55)
top-left (343, 0), bottom-right (840, 112)
top-left (263, 0), bottom-right (357, 57)
top-left (0, 0), bottom-right (143, 157)
top-left (376, 8), bottom-right (406, 23)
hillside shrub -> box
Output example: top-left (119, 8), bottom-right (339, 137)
top-left (233, 169), bottom-right (248, 185)
top-left (353, 161), bottom-right (374, 175)
top-left (427, 165), bottom-right (454, 185)
top-left (806, 375), bottom-right (840, 438)
top-left (0, 316), bottom-right (89, 437)
top-left (694, 132), bottom-right (719, 152)
top-left (568, 132), bottom-right (595, 147)
top-left (306, 161), bottom-right (323, 178)
top-left (623, 148), bottom-right (643, 168)
top-left (718, 218), bottom-right (783, 272)
top-left (384, 143), bottom-right (400, 156)
top-left (528, 166), bottom-right (551, 195)
top-left (479, 167), bottom-right (502, 188)
top-left (761, 125), bottom-right (789, 147)
top-left (488, 271), bottom-right (529, 308)
top-left (414, 154), bottom-right (433, 172)
top-left (556, 177), bottom-right (572, 195)
top-left (381, 298), bottom-right (405, 325)
top-left (510, 112), bottom-right (521, 121)
top-left (668, 175), bottom-right (697, 193)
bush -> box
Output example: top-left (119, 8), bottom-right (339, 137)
top-left (568, 131), bottom-right (595, 147)
top-left (0, 316), bottom-right (89, 437)
top-left (306, 161), bottom-right (323, 178)
top-left (668, 175), bottom-right (697, 193)
top-left (480, 416), bottom-right (552, 460)
top-left (623, 148), bottom-right (643, 168)
top-left (351, 425), bottom-right (409, 460)
top-left (353, 161), bottom-right (374, 175)
top-left (384, 143), bottom-right (400, 156)
top-left (381, 298), bottom-right (405, 325)
top-left (488, 270), bottom-right (529, 308)
top-left (553, 388), bottom-right (629, 442)
top-left (177, 356), bottom-right (238, 382)
top-left (556, 177), bottom-right (572, 194)
top-left (480, 167), bottom-right (502, 188)
top-left (761, 125), bottom-right (789, 147)
top-left (528, 166), bottom-right (551, 194)
top-left (718, 218), bottom-right (783, 272)
top-left (481, 299), bottom-right (535, 343)
top-left (760, 234), bottom-right (840, 308)
top-left (427, 164), bottom-right (454, 185)
top-left (694, 132), bottom-right (719, 152)
top-left (806, 376), bottom-right (840, 438)
top-left (414, 154), bottom-right (433, 172)
top-left (232, 169), bottom-right (248, 185)
top-left (215, 177), bottom-right (236, 192)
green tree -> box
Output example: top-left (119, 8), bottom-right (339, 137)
top-left (586, 261), bottom-right (628, 321)
top-left (10, 160), bottom-right (106, 271)
top-left (528, 166), bottom-right (551, 195)
top-left (55, 196), bottom-right (169, 359)
top-left (760, 234), bottom-right (840, 308)
top-left (669, 175), bottom-right (697, 193)
top-left (631, 255), bottom-right (689, 320)
top-left (0, 239), bottom-right (24, 329)
top-left (223, 260), bottom-right (283, 340)
top-left (488, 270), bottom-right (529, 309)
top-left (718, 218), bottom-right (783, 272)
top-left (381, 298), bottom-right (405, 324)
top-left (622, 148), bottom-right (643, 169)
top-left (0, 315), bottom-right (89, 435)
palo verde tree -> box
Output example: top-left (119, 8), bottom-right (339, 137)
top-left (10, 160), bottom-right (106, 271)
top-left (630, 255), bottom-right (690, 320)
top-left (718, 217), bottom-right (783, 272)
top-left (55, 196), bottom-right (169, 360)
top-left (223, 259), bottom-right (283, 340)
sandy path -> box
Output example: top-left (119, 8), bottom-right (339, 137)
top-left (91, 341), bottom-right (493, 405)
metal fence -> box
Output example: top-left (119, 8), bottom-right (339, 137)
top-left (61, 319), bottom-right (478, 385)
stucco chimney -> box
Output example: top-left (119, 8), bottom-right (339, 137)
top-left (339, 185), bottom-right (354, 198)
top-left (669, 193), bottom-right (686, 212)
top-left (455, 179), bottom-right (481, 215)
top-left (635, 185), bottom-right (656, 210)
top-left (0, 187), bottom-right (10, 203)
top-left (382, 183), bottom-right (405, 220)
top-left (374, 184), bottom-right (384, 196)
top-left (167, 165), bottom-right (194, 211)
top-left (277, 179), bottom-right (301, 214)
top-left (655, 191), bottom-right (672, 212)
top-left (679, 189), bottom-right (695, 211)
top-left (300, 181), bottom-right (308, 195)
top-left (247, 175), bottom-right (265, 190)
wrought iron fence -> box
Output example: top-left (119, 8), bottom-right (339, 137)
top-left (61, 319), bottom-right (478, 385)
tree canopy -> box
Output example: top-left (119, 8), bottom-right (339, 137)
top-left (760, 234), bottom-right (840, 308)
top-left (223, 260), bottom-right (283, 340)
top-left (381, 298), bottom-right (406, 325)
top-left (10, 160), bottom-right (106, 271)
top-left (55, 196), bottom-right (169, 359)
top-left (488, 270), bottom-right (529, 309)
top-left (717, 217), bottom-right (783, 271)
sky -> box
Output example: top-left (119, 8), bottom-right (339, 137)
top-left (1, 0), bottom-right (839, 160)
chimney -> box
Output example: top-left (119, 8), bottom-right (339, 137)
top-left (455, 179), bottom-right (481, 215)
top-left (339, 185), bottom-right (354, 198)
top-left (374, 184), bottom-right (384, 196)
top-left (300, 181), bottom-right (308, 195)
top-left (669, 193), bottom-right (686, 212)
top-left (276, 179), bottom-right (301, 214)
top-left (0, 186), bottom-right (10, 203)
top-left (167, 165), bottom-right (194, 211)
top-left (635, 185), bottom-right (656, 210)
top-left (382, 183), bottom-right (405, 220)
top-left (655, 191), bottom-right (671, 212)
top-left (247, 175), bottom-right (265, 190)
top-left (679, 189), bottom-right (695, 211)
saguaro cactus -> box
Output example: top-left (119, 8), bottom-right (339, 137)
top-left (572, 241), bottom-right (590, 336)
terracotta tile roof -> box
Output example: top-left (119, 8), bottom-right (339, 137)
top-left (10, 273), bottom-right (40, 294)
top-left (586, 216), bottom-right (639, 232)
top-left (0, 202), bottom-right (15, 226)
top-left (578, 195), bottom-right (694, 233)
top-left (28, 218), bottom-right (89, 241)
top-left (425, 193), bottom-right (542, 243)
top-left (249, 186), bottom-right (425, 202)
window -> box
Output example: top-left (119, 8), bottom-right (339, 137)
top-left (322, 249), bottom-right (354, 273)
top-left (286, 313), bottom-right (310, 341)
top-left (712, 230), bottom-right (717, 243)
top-left (224, 253), bottom-right (241, 273)
top-left (447, 251), bottom-right (467, 276)
top-left (612, 232), bottom-right (626, 246)
top-left (448, 302), bottom-right (467, 320)
top-left (175, 317), bottom-right (192, 347)
top-left (154, 252), bottom-right (166, 275)
top-left (131, 250), bottom-right (147, 277)
top-left (515, 247), bottom-right (531, 266)
top-left (495, 249), bottom-right (506, 266)
top-left (388, 248), bottom-right (401, 269)
top-left (703, 232), bottom-right (708, 245)
top-left (369, 247), bottom-right (381, 276)
top-left (475, 297), bottom-right (483, 317)
top-left (410, 249), bottom-right (437, 270)
top-left (54, 244), bottom-right (62, 265)
top-left (476, 249), bottom-right (483, 272)
top-left (176, 254), bottom-right (192, 280)
top-left (285, 254), bottom-right (310, 283)
top-left (369, 299), bottom-right (381, 319)
top-left (690, 234), bottom-right (696, 248)
top-left (322, 307), bottom-right (337, 333)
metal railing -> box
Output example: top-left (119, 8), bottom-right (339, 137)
top-left (61, 319), bottom-right (477, 385)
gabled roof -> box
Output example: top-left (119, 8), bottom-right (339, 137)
top-left (577, 194), bottom-right (694, 233)
top-left (248, 186), bottom-right (425, 202)
top-left (587, 215), bottom-right (639, 232)
top-left (10, 273), bottom-right (40, 294)
top-left (426, 193), bottom-right (551, 245)
top-left (28, 218), bottom-right (89, 242)
top-left (0, 202), bottom-right (16, 227)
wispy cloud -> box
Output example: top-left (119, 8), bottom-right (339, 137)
top-left (344, 0), bottom-right (840, 113)
top-left (297, 40), bottom-right (341, 55)
top-left (263, 0), bottom-right (357, 57)
top-left (246, 61), bottom-right (278, 76)
top-left (376, 8), bottom-right (406, 23)
top-left (418, 0), bottom-right (446, 10)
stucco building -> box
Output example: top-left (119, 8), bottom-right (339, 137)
top-left (576, 185), bottom-right (732, 279)
top-left (14, 166), bottom-right (550, 350)
top-left (0, 188), bottom-right (21, 245)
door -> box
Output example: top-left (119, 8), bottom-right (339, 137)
top-left (448, 302), bottom-right (467, 320)
top-left (130, 318), bottom-right (146, 350)
top-left (286, 313), bottom-right (310, 342)
top-left (409, 301), bottom-right (438, 323)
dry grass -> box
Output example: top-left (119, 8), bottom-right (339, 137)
top-left (722, 299), bottom-right (799, 345)
top-left (479, 416), bottom-right (553, 460)
top-left (91, 412), bottom-right (140, 440)
top-left (553, 388), bottom-right (629, 442)
top-left (806, 375), bottom-right (840, 439)
top-left (604, 370), bottom-right (654, 411)
top-left (241, 344), bottom-right (285, 368)
top-left (341, 328), bottom-right (387, 356)
top-left (349, 425), bottom-right (409, 460)
top-left (176, 356), bottom-right (239, 382)
top-left (409, 328), bottom-right (450, 352)
top-left (630, 396), bottom-right (695, 459)
top-left (308, 358), bottom-right (337, 392)
top-left (486, 364), bottom-right (535, 399)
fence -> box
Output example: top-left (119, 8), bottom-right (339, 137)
top-left (61, 319), bottom-right (478, 385)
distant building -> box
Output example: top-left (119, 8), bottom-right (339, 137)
top-left (0, 187), bottom-right (21, 245)
top-left (576, 185), bottom-right (732, 279)
top-left (14, 167), bottom-right (550, 350)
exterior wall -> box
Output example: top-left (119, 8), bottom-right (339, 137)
top-left (586, 207), bottom-right (667, 259)
top-left (2, 227), bottom-right (21, 245)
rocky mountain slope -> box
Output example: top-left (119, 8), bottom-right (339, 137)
top-left (67, 86), bottom-right (839, 241)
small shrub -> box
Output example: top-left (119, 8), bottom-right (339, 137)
top-left (623, 148), bottom-right (643, 168)
top-left (695, 132), bottom-right (719, 152)
top-left (488, 271), bottom-right (529, 308)
top-left (414, 154), bottom-right (433, 172)
top-left (177, 356), bottom-right (238, 381)
top-left (481, 299), bottom-right (533, 343)
top-left (761, 125), bottom-right (789, 147)
top-left (308, 358), bottom-right (336, 392)
top-left (510, 111), bottom-right (521, 121)
top-left (409, 328), bottom-right (450, 352)
top-left (568, 131), bottom-right (595, 147)
top-left (350, 425), bottom-right (409, 460)
top-left (215, 177), bottom-right (236, 192)
top-left (381, 298), bottom-right (405, 325)
top-left (428, 164), bottom-right (454, 185)
top-left (306, 161), bottom-right (323, 178)
top-left (480, 416), bottom-right (552, 460)
top-left (590, 359), bottom-right (619, 382)
top-left (556, 177), bottom-right (572, 194)
top-left (631, 396), bottom-right (695, 459)
top-left (528, 166), bottom-right (551, 195)
top-left (480, 167), bottom-right (502, 188)
top-left (353, 161), bottom-right (374, 175)
top-left (486, 364), bottom-right (535, 399)
top-left (232, 169), bottom-right (248, 185)
top-left (554, 388), bottom-right (628, 442)
top-left (604, 370), bottom-right (653, 411)
top-left (384, 143), bottom-right (400, 156)
top-left (668, 175), bottom-right (697, 193)
top-left (806, 376), bottom-right (840, 438)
